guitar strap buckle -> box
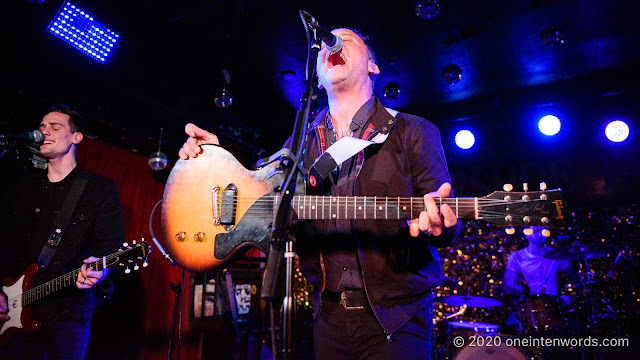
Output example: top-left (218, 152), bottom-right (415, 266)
top-left (47, 233), bottom-right (62, 247)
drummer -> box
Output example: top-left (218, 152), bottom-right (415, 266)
top-left (504, 226), bottom-right (579, 298)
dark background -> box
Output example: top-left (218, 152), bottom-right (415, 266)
top-left (2, 0), bottom-right (639, 205)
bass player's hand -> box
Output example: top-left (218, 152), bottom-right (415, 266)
top-left (0, 294), bottom-right (9, 321)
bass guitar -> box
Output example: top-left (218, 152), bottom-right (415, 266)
top-left (161, 145), bottom-right (566, 272)
top-left (0, 240), bottom-right (150, 348)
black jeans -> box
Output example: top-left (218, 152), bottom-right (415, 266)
top-left (1, 308), bottom-right (93, 360)
top-left (314, 299), bottom-right (432, 360)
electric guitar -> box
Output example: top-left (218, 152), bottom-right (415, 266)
top-left (0, 240), bottom-right (150, 348)
top-left (161, 145), bottom-right (566, 272)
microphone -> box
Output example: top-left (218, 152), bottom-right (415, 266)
top-left (0, 130), bottom-right (44, 143)
top-left (301, 10), bottom-right (343, 54)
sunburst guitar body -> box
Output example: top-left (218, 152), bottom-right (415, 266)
top-left (161, 145), bottom-right (566, 272)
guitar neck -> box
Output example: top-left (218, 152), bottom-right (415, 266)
top-left (291, 196), bottom-right (477, 220)
top-left (22, 259), bottom-right (108, 307)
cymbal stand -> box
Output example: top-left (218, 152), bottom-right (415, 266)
top-left (576, 248), bottom-right (598, 360)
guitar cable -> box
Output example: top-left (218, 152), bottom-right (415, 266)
top-left (149, 199), bottom-right (176, 266)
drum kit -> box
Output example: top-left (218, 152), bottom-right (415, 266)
top-left (433, 242), bottom-right (618, 360)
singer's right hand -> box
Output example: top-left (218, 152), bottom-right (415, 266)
top-left (178, 123), bottom-right (220, 160)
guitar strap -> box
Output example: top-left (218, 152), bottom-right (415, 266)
top-left (307, 107), bottom-right (397, 188)
top-left (37, 168), bottom-right (89, 272)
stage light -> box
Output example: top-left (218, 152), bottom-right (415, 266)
top-left (47, 2), bottom-right (119, 64)
top-left (442, 64), bottom-right (462, 85)
top-left (382, 82), bottom-right (401, 100)
top-left (605, 120), bottom-right (629, 143)
top-left (455, 130), bottom-right (475, 149)
top-left (540, 25), bottom-right (565, 46)
top-left (538, 115), bottom-right (561, 136)
top-left (214, 89), bottom-right (233, 109)
top-left (415, 0), bottom-right (441, 20)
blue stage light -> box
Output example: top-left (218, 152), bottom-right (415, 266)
top-left (47, 2), bottom-right (119, 64)
top-left (455, 130), bottom-right (475, 149)
top-left (538, 115), bottom-right (561, 136)
top-left (605, 120), bottom-right (629, 143)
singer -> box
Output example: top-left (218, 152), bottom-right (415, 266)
top-left (179, 27), bottom-right (460, 360)
top-left (0, 105), bottom-right (124, 360)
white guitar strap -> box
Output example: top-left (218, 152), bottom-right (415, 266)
top-left (308, 108), bottom-right (397, 188)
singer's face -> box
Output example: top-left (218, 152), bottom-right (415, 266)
top-left (38, 112), bottom-right (82, 159)
top-left (316, 28), bottom-right (378, 92)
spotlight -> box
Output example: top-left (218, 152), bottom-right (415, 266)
top-left (538, 115), bottom-right (561, 136)
top-left (455, 130), bottom-right (475, 149)
top-left (148, 128), bottom-right (168, 171)
top-left (442, 64), bottom-right (462, 85)
top-left (382, 82), bottom-right (401, 100)
top-left (415, 0), bottom-right (441, 20)
top-left (605, 120), bottom-right (629, 143)
top-left (540, 25), bottom-right (565, 46)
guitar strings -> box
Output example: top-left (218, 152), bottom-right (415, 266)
top-left (16, 246), bottom-right (142, 306)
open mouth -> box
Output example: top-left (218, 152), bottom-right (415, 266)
top-left (327, 52), bottom-right (346, 68)
top-left (42, 140), bottom-right (54, 145)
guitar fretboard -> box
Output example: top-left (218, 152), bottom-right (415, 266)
top-left (21, 260), bottom-right (108, 307)
top-left (290, 196), bottom-right (478, 220)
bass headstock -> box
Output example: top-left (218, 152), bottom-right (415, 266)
top-left (479, 184), bottom-right (566, 229)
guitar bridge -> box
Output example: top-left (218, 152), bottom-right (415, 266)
top-left (220, 184), bottom-right (238, 231)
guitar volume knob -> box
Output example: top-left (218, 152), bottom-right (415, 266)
top-left (194, 232), bottom-right (205, 242)
top-left (176, 232), bottom-right (186, 242)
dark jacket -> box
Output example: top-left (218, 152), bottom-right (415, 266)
top-left (0, 165), bottom-right (124, 321)
top-left (298, 97), bottom-right (460, 336)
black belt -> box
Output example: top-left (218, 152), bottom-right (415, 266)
top-left (322, 289), bottom-right (369, 310)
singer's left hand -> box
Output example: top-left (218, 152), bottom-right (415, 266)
top-left (76, 256), bottom-right (108, 289)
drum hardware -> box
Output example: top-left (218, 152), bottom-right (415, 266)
top-left (437, 295), bottom-right (501, 308)
top-left (543, 241), bottom-right (618, 360)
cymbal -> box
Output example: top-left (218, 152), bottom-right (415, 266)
top-left (439, 276), bottom-right (460, 288)
top-left (436, 295), bottom-right (501, 307)
top-left (542, 243), bottom-right (617, 260)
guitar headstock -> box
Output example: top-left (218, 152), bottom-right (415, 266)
top-left (479, 185), bottom-right (566, 229)
top-left (106, 239), bottom-right (151, 273)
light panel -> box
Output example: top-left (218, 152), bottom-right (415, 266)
top-left (47, 2), bottom-right (119, 64)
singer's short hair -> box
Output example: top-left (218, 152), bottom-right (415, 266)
top-left (45, 104), bottom-right (84, 134)
top-left (332, 27), bottom-right (378, 88)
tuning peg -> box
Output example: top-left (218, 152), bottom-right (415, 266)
top-left (143, 262), bottom-right (149, 267)
top-left (523, 183), bottom-right (529, 191)
top-left (540, 182), bottom-right (547, 191)
top-left (133, 239), bottom-right (137, 245)
top-left (505, 226), bottom-right (515, 235)
top-left (125, 267), bottom-right (131, 274)
top-left (134, 265), bottom-right (140, 271)
top-left (123, 242), bottom-right (129, 248)
top-left (503, 184), bottom-right (513, 192)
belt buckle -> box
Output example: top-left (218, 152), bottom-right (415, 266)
top-left (340, 291), bottom-right (365, 311)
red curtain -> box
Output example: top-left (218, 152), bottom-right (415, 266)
top-left (77, 138), bottom-right (197, 359)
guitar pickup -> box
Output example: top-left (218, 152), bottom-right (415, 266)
top-left (220, 184), bottom-right (238, 231)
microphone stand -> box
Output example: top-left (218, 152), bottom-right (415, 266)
top-left (259, 12), bottom-right (321, 360)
